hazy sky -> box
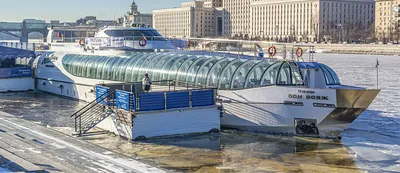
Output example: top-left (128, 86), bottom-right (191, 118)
top-left (0, 0), bottom-right (186, 22)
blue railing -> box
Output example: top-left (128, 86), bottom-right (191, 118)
top-left (105, 87), bottom-right (215, 112)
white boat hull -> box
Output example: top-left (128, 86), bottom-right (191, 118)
top-left (218, 86), bottom-right (379, 138)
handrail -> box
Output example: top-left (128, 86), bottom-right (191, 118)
top-left (70, 90), bottom-right (113, 118)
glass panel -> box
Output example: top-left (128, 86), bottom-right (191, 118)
top-left (260, 62), bottom-right (283, 86)
top-left (206, 58), bottom-right (235, 87)
top-left (195, 57), bottom-right (223, 86)
top-left (72, 55), bottom-right (82, 76)
top-left (218, 59), bottom-right (248, 90)
top-left (126, 54), bottom-right (151, 82)
top-left (231, 60), bottom-right (259, 89)
top-left (277, 62), bottom-right (291, 85)
top-left (288, 61), bottom-right (303, 85)
top-left (137, 54), bottom-right (164, 81)
top-left (109, 57), bottom-right (126, 81)
top-left (319, 64), bottom-right (335, 85)
top-left (78, 56), bottom-right (91, 77)
top-left (96, 56), bottom-right (112, 79)
top-left (319, 63), bottom-right (341, 85)
top-left (124, 54), bottom-right (148, 82)
top-left (244, 61), bottom-right (273, 88)
top-left (160, 54), bottom-right (186, 81)
top-left (176, 57), bottom-right (197, 84)
top-left (152, 54), bottom-right (175, 81)
top-left (141, 30), bottom-right (155, 40)
top-left (116, 57), bottom-right (136, 81)
top-left (123, 30), bottom-right (142, 37)
top-left (84, 56), bottom-right (97, 78)
top-left (105, 30), bottom-right (125, 37)
top-left (132, 54), bottom-right (157, 82)
top-left (167, 56), bottom-right (190, 80)
top-left (185, 56), bottom-right (209, 84)
top-left (91, 56), bottom-right (108, 79)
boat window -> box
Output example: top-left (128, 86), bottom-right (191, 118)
top-left (196, 57), bottom-right (222, 86)
top-left (105, 30), bottom-right (125, 37)
top-left (260, 62), bottom-right (282, 86)
top-left (42, 57), bottom-right (52, 64)
top-left (167, 56), bottom-right (190, 80)
top-left (141, 30), bottom-right (156, 36)
top-left (206, 58), bottom-right (234, 87)
top-left (231, 61), bottom-right (259, 89)
top-left (277, 63), bottom-right (291, 85)
top-left (140, 30), bottom-right (156, 40)
top-left (218, 59), bottom-right (248, 90)
top-left (245, 61), bottom-right (273, 88)
top-left (123, 30), bottom-right (143, 38)
top-left (319, 63), bottom-right (341, 85)
top-left (185, 57), bottom-right (209, 84)
top-left (151, 30), bottom-right (162, 36)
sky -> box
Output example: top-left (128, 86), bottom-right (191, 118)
top-left (0, 0), bottom-right (187, 22)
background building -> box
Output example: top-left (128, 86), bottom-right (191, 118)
top-left (124, 0), bottom-right (152, 27)
top-left (249, 0), bottom-right (374, 42)
top-left (153, 1), bottom-right (218, 38)
top-left (153, 0), bottom-right (375, 42)
top-left (375, 0), bottom-right (400, 42)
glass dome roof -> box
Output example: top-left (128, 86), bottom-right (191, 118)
top-left (62, 52), bottom-right (341, 90)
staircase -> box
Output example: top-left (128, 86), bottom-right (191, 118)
top-left (71, 91), bottom-right (115, 136)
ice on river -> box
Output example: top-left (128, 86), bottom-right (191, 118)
top-left (317, 53), bottom-right (400, 173)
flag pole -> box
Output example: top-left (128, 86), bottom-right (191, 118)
top-left (376, 58), bottom-right (379, 89)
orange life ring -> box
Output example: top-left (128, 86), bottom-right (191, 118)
top-left (268, 46), bottom-right (277, 57)
top-left (79, 39), bottom-right (84, 46)
top-left (139, 38), bottom-right (147, 47)
top-left (296, 48), bottom-right (303, 57)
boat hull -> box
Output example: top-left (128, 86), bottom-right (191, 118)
top-left (218, 86), bottom-right (379, 138)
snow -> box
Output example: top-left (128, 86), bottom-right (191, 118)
top-left (317, 53), bottom-right (400, 173)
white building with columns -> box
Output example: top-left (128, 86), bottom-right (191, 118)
top-left (153, 0), bottom-right (374, 41)
top-left (153, 1), bottom-right (219, 38)
top-left (249, 0), bottom-right (374, 42)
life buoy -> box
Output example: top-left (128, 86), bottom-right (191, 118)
top-left (139, 38), bottom-right (147, 47)
top-left (268, 46), bottom-right (277, 57)
top-left (296, 48), bottom-right (303, 57)
top-left (79, 39), bottom-right (84, 46)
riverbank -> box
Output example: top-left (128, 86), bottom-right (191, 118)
top-left (314, 44), bottom-right (400, 56)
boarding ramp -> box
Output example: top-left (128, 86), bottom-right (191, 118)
top-left (71, 81), bottom-right (220, 140)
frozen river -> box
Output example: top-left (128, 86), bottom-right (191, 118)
top-left (317, 53), bottom-right (400, 172)
top-left (0, 53), bottom-right (399, 172)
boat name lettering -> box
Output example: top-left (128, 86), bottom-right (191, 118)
top-left (288, 94), bottom-right (328, 100)
top-left (298, 90), bottom-right (315, 94)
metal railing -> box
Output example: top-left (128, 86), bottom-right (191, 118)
top-left (71, 90), bottom-right (115, 136)
top-left (183, 37), bottom-right (316, 62)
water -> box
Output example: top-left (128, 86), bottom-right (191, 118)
top-left (317, 54), bottom-right (400, 172)
top-left (0, 53), bottom-right (399, 172)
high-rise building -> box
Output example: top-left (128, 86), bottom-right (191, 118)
top-left (375, 0), bottom-right (400, 42)
top-left (124, 0), bottom-right (152, 27)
